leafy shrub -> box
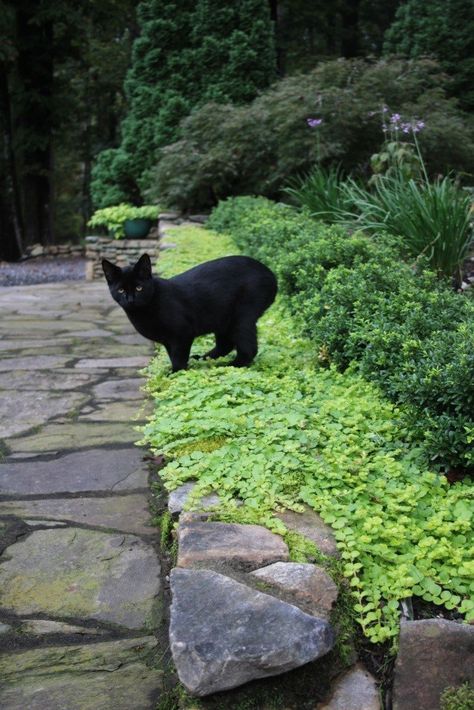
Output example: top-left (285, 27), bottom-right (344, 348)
top-left (140, 223), bottom-right (474, 646)
top-left (312, 262), bottom-right (474, 468)
top-left (90, 148), bottom-right (142, 210)
top-left (88, 203), bottom-right (159, 238)
top-left (208, 196), bottom-right (474, 470)
top-left (147, 58), bottom-right (474, 211)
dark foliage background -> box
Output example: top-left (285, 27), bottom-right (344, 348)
top-left (0, 0), bottom-right (138, 259)
top-left (384, 0), bottom-right (474, 111)
top-left (1, 0), bottom-right (473, 257)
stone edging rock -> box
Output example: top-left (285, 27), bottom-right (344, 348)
top-left (164, 481), bottom-right (376, 702)
top-left (164, 481), bottom-right (474, 707)
top-left (392, 619), bottom-right (474, 710)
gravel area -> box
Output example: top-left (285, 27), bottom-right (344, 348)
top-left (0, 257), bottom-right (86, 287)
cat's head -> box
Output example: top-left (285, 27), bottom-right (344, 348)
top-left (102, 253), bottom-right (154, 309)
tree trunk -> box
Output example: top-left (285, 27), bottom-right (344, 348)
top-left (269, 0), bottom-right (287, 75)
top-left (14, 7), bottom-right (55, 248)
top-left (0, 72), bottom-right (24, 259)
top-left (340, 0), bottom-right (361, 57)
top-left (81, 82), bottom-right (93, 236)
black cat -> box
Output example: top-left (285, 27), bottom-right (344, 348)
top-left (102, 253), bottom-right (277, 372)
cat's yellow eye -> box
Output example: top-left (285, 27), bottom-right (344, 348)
top-left (118, 288), bottom-right (125, 293)
top-left (136, 285), bottom-right (143, 291)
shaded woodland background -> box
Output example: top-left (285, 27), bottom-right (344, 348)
top-left (1, 0), bottom-right (473, 259)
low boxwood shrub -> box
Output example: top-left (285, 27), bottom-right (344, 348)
top-left (208, 196), bottom-right (474, 470)
top-left (140, 223), bottom-right (474, 646)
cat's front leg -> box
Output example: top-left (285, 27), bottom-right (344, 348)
top-left (165, 339), bottom-right (193, 373)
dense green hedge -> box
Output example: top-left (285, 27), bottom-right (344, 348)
top-left (208, 197), bottom-right (474, 471)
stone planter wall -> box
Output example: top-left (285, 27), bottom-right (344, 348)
top-left (25, 243), bottom-right (84, 258)
top-left (84, 213), bottom-right (209, 281)
top-left (85, 235), bottom-right (160, 281)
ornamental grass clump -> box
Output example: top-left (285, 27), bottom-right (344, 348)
top-left (340, 173), bottom-right (473, 284)
top-left (285, 165), bottom-right (349, 224)
top-left (367, 110), bottom-right (474, 285)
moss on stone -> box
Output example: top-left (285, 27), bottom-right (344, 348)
top-left (8, 421), bottom-right (139, 453)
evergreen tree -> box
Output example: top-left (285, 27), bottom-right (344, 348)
top-left (384, 0), bottom-right (474, 110)
top-left (91, 0), bottom-right (276, 208)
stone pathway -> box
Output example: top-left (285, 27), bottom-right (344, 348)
top-left (0, 280), bottom-right (162, 709)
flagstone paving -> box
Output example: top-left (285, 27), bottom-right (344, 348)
top-left (0, 280), bottom-right (162, 709)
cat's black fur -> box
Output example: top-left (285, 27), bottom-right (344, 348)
top-left (102, 253), bottom-right (277, 372)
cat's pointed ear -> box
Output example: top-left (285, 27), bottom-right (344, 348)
top-left (102, 259), bottom-right (122, 283)
top-left (134, 253), bottom-right (152, 280)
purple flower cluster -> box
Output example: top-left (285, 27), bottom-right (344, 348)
top-left (403, 120), bottom-right (425, 134)
top-left (390, 113), bottom-right (425, 134)
top-left (370, 107), bottom-right (426, 136)
top-left (307, 117), bottom-right (323, 128)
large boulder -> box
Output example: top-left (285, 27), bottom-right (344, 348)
top-left (392, 619), bottom-right (474, 710)
top-left (169, 568), bottom-right (335, 696)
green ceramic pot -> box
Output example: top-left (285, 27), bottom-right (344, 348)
top-left (123, 218), bottom-right (152, 239)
